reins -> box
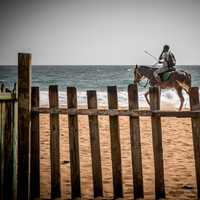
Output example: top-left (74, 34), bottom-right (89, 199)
top-left (138, 78), bottom-right (149, 88)
top-left (134, 66), bottom-right (150, 88)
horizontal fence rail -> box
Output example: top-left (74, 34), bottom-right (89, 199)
top-left (0, 93), bottom-right (16, 101)
top-left (31, 107), bottom-right (200, 117)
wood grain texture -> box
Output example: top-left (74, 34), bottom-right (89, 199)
top-left (107, 86), bottom-right (123, 198)
top-left (0, 93), bottom-right (3, 199)
top-left (3, 101), bottom-right (13, 200)
top-left (0, 86), bottom-right (17, 200)
top-left (13, 89), bottom-right (18, 200)
top-left (49, 85), bottom-right (61, 199)
top-left (189, 87), bottom-right (200, 198)
top-left (17, 53), bottom-right (32, 200)
top-left (30, 87), bottom-right (40, 199)
top-left (149, 87), bottom-right (165, 199)
top-left (67, 87), bottom-right (81, 199)
top-left (128, 84), bottom-right (144, 199)
top-left (31, 107), bottom-right (200, 117)
top-left (0, 85), bottom-right (6, 199)
top-left (87, 90), bottom-right (103, 198)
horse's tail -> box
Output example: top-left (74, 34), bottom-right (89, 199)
top-left (185, 72), bottom-right (191, 87)
top-left (175, 71), bottom-right (192, 94)
top-left (184, 71), bottom-right (192, 94)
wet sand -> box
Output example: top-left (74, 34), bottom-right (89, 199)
top-left (39, 112), bottom-right (197, 200)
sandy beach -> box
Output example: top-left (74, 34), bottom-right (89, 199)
top-left (39, 110), bottom-right (197, 200)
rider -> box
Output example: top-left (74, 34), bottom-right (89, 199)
top-left (153, 45), bottom-right (176, 83)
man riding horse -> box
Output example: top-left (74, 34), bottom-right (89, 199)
top-left (134, 45), bottom-right (191, 111)
top-left (154, 45), bottom-right (176, 83)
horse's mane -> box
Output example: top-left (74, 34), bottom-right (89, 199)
top-left (137, 65), bottom-right (158, 79)
top-left (138, 65), bottom-right (158, 71)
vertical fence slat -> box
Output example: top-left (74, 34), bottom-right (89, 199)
top-left (31, 87), bottom-right (40, 199)
top-left (0, 91), bottom-right (3, 199)
top-left (128, 84), bottom-right (144, 199)
top-left (67, 87), bottom-right (81, 199)
top-left (0, 85), bottom-right (5, 200)
top-left (107, 86), bottom-right (123, 198)
top-left (149, 86), bottom-right (165, 199)
top-left (49, 85), bottom-right (61, 199)
top-left (17, 53), bottom-right (32, 200)
top-left (189, 87), bottom-right (200, 198)
top-left (0, 86), bottom-right (17, 200)
top-left (12, 84), bottom-right (18, 200)
top-left (3, 101), bottom-right (13, 200)
top-left (87, 90), bottom-right (103, 198)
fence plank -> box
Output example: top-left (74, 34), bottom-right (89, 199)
top-left (49, 85), bottom-right (61, 199)
top-left (0, 105), bottom-right (1, 199)
top-left (3, 101), bottom-right (13, 200)
top-left (67, 87), bottom-right (81, 199)
top-left (128, 84), bottom-right (144, 199)
top-left (12, 84), bottom-right (18, 200)
top-left (0, 92), bottom-right (15, 100)
top-left (87, 90), bottom-right (103, 198)
top-left (149, 87), bottom-right (165, 199)
top-left (189, 87), bottom-right (200, 198)
top-left (17, 53), bottom-right (32, 200)
top-left (107, 86), bottom-right (123, 198)
top-left (32, 107), bottom-right (200, 118)
top-left (31, 87), bottom-right (40, 199)
top-left (0, 86), bottom-right (5, 199)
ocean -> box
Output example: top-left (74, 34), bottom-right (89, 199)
top-left (0, 65), bottom-right (199, 108)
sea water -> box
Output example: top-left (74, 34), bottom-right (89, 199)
top-left (0, 65), bottom-right (199, 108)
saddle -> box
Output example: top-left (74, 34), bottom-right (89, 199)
top-left (159, 67), bottom-right (176, 82)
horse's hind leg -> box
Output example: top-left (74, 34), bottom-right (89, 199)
top-left (144, 91), bottom-right (150, 106)
top-left (176, 87), bottom-right (184, 111)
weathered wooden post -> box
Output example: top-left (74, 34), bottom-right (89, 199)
top-left (0, 85), bottom-right (5, 200)
top-left (30, 87), bottom-right (40, 199)
top-left (17, 53), bottom-right (32, 200)
top-left (0, 84), bottom-right (18, 200)
top-left (49, 85), bottom-right (61, 199)
top-left (13, 84), bottom-right (18, 200)
top-left (107, 86), bottom-right (123, 198)
top-left (3, 98), bottom-right (13, 200)
top-left (128, 84), bottom-right (144, 199)
top-left (67, 87), bottom-right (81, 199)
top-left (149, 86), bottom-right (165, 199)
top-left (87, 90), bottom-right (103, 198)
top-left (0, 97), bottom-right (1, 200)
top-left (189, 87), bottom-right (200, 199)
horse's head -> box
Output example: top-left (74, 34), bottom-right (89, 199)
top-left (134, 65), bottom-right (143, 84)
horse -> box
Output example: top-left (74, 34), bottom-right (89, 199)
top-left (133, 65), bottom-right (192, 111)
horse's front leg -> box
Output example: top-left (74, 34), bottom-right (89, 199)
top-left (176, 87), bottom-right (184, 111)
top-left (144, 91), bottom-right (150, 106)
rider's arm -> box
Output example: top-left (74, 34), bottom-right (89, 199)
top-left (158, 51), bottom-right (164, 63)
top-left (159, 52), bottom-right (168, 63)
top-left (158, 57), bottom-right (164, 63)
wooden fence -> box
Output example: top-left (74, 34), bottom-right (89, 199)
top-left (1, 53), bottom-right (200, 200)
top-left (0, 83), bottom-right (17, 200)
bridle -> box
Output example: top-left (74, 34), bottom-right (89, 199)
top-left (134, 68), bottom-right (149, 88)
top-left (138, 79), bottom-right (149, 88)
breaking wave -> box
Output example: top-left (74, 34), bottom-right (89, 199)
top-left (40, 89), bottom-right (194, 109)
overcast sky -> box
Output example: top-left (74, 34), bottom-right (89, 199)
top-left (0, 0), bottom-right (199, 65)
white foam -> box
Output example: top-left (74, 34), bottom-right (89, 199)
top-left (39, 89), bottom-right (197, 109)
